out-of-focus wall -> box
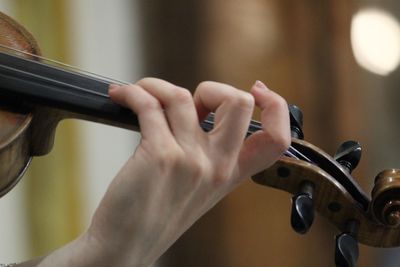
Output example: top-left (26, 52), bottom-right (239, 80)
top-left (67, 0), bottom-right (142, 230)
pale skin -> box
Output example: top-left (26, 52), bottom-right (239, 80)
top-left (15, 78), bottom-right (291, 267)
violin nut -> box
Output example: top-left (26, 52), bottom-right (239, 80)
top-left (371, 169), bottom-right (400, 227)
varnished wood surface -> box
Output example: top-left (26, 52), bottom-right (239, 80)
top-left (0, 108), bottom-right (30, 148)
top-left (0, 109), bottom-right (31, 197)
top-left (253, 139), bottom-right (400, 248)
top-left (0, 11), bottom-right (41, 196)
top-left (0, 11), bottom-right (41, 56)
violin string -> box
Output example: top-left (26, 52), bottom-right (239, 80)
top-left (0, 44), bottom-right (130, 88)
top-left (202, 114), bottom-right (313, 163)
top-left (0, 44), bottom-right (312, 163)
top-left (0, 61), bottom-right (110, 98)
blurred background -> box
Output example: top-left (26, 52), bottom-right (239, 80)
top-left (0, 0), bottom-right (400, 266)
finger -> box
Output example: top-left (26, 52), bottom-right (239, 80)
top-left (193, 81), bottom-right (255, 155)
top-left (108, 84), bottom-right (173, 143)
top-left (136, 78), bottom-right (200, 142)
top-left (238, 81), bottom-right (291, 178)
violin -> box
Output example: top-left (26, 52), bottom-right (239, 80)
top-left (0, 11), bottom-right (399, 267)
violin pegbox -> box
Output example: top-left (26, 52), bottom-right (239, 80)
top-left (253, 105), bottom-right (368, 267)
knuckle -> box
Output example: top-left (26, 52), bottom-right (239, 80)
top-left (269, 94), bottom-right (288, 112)
top-left (196, 81), bottom-right (215, 91)
top-left (224, 89), bottom-right (255, 110)
top-left (212, 167), bottom-right (231, 186)
top-left (210, 158), bottom-right (234, 186)
top-left (196, 81), bottom-right (223, 95)
top-left (154, 146), bottom-right (183, 171)
top-left (155, 147), bottom-right (209, 182)
top-left (267, 130), bottom-right (291, 155)
top-left (275, 132), bottom-right (291, 154)
top-left (196, 81), bottom-right (254, 109)
top-left (186, 159), bottom-right (207, 181)
top-left (172, 87), bottom-right (193, 104)
top-left (182, 148), bottom-right (208, 176)
top-left (140, 98), bottom-right (161, 111)
top-left (137, 77), bottom-right (156, 84)
top-left (236, 91), bottom-right (255, 110)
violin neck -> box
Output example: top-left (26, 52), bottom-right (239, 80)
top-left (0, 51), bottom-right (139, 130)
top-left (0, 51), bottom-right (264, 137)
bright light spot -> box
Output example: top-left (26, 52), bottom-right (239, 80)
top-left (351, 8), bottom-right (400, 76)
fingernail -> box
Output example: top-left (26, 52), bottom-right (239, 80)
top-left (108, 84), bottom-right (121, 93)
top-left (254, 80), bottom-right (269, 90)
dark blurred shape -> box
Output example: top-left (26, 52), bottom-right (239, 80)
top-left (138, 0), bottom-right (205, 89)
top-left (334, 140), bottom-right (362, 174)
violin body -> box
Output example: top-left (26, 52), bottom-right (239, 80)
top-left (0, 12), bottom-right (39, 197)
top-left (0, 12), bottom-right (140, 197)
top-left (0, 108), bottom-right (31, 197)
top-left (0, 12), bottom-right (78, 197)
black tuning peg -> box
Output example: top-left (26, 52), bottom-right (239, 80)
top-left (334, 141), bottom-right (362, 174)
top-left (289, 104), bottom-right (304, 140)
top-left (335, 221), bottom-right (359, 267)
top-left (291, 182), bottom-right (314, 234)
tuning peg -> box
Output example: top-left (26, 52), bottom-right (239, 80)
top-left (335, 233), bottom-right (359, 267)
top-left (289, 104), bottom-right (304, 140)
top-left (291, 182), bottom-right (314, 234)
top-left (334, 141), bottom-right (362, 174)
top-left (334, 221), bottom-right (359, 267)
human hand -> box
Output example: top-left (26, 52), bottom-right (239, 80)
top-left (80, 78), bottom-right (290, 266)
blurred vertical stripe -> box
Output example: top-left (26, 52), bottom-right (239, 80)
top-left (13, 0), bottom-right (83, 257)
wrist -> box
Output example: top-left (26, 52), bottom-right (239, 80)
top-left (77, 229), bottom-right (120, 267)
top-left (84, 224), bottom-right (157, 267)
top-left (33, 231), bottom-right (113, 267)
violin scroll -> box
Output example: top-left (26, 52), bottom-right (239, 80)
top-left (371, 169), bottom-right (400, 228)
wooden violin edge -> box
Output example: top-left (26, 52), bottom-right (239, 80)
top-left (0, 114), bottom-right (31, 197)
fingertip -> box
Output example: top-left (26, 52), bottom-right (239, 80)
top-left (253, 80), bottom-right (270, 91)
top-left (109, 84), bottom-right (131, 108)
top-left (108, 84), bottom-right (122, 96)
top-left (250, 80), bottom-right (271, 98)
